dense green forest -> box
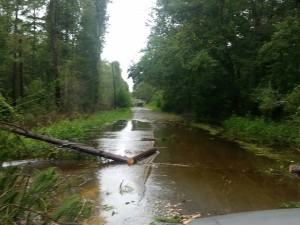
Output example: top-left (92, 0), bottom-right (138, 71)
top-left (0, 0), bottom-right (133, 162)
top-left (0, 0), bottom-right (130, 119)
top-left (0, 1), bottom-right (131, 223)
top-left (130, 0), bottom-right (300, 122)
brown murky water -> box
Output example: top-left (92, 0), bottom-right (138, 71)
top-left (12, 108), bottom-right (300, 224)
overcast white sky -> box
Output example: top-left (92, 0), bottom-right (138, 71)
top-left (102, 0), bottom-right (156, 91)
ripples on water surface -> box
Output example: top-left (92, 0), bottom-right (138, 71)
top-left (6, 108), bottom-right (300, 224)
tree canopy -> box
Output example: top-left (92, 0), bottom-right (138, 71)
top-left (0, 0), bottom-right (131, 116)
top-left (129, 0), bottom-right (300, 121)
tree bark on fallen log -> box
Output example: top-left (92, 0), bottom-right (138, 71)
top-left (0, 122), bottom-right (157, 164)
top-left (127, 148), bottom-right (157, 165)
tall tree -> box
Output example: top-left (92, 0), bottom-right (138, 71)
top-left (12, 0), bottom-right (20, 106)
top-left (49, 0), bottom-right (60, 108)
top-left (130, 0), bottom-right (299, 120)
top-left (100, 61), bottom-right (131, 109)
top-left (0, 0), bottom-right (113, 115)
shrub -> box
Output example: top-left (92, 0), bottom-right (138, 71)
top-left (224, 116), bottom-right (299, 146)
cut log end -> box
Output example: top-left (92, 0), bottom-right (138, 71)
top-left (127, 148), bottom-right (157, 165)
top-left (127, 158), bottom-right (136, 166)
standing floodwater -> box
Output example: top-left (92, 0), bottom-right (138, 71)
top-left (30, 108), bottom-right (300, 224)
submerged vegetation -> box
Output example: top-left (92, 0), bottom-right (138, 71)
top-left (154, 215), bottom-right (181, 223)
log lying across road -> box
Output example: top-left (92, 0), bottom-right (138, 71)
top-left (0, 122), bottom-right (157, 164)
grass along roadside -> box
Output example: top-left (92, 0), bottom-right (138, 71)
top-left (191, 116), bottom-right (300, 166)
top-left (20, 108), bottom-right (132, 159)
top-left (141, 106), bottom-right (300, 165)
top-left (38, 108), bottom-right (132, 140)
top-left (223, 116), bottom-right (300, 146)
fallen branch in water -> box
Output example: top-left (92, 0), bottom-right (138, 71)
top-left (127, 148), bottom-right (158, 165)
top-left (0, 122), bottom-right (157, 164)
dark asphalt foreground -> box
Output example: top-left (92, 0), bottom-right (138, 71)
top-left (187, 208), bottom-right (300, 225)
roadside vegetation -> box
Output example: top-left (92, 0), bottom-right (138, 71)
top-left (0, 167), bottom-right (91, 225)
top-left (37, 108), bottom-right (131, 142)
top-left (0, 0), bottom-right (132, 162)
top-left (224, 116), bottom-right (300, 147)
top-left (1, 0), bottom-right (300, 223)
top-left (0, 0), bottom-right (133, 223)
top-left (1, 108), bottom-right (132, 161)
top-left (0, 107), bottom-right (132, 225)
top-left (130, 1), bottom-right (300, 161)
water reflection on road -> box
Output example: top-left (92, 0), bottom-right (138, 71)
top-left (94, 115), bottom-right (156, 224)
top-left (85, 108), bottom-right (300, 224)
top-left (15, 108), bottom-right (300, 224)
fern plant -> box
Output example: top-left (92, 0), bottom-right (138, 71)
top-left (0, 167), bottom-right (91, 225)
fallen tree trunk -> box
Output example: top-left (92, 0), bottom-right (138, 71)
top-left (0, 122), bottom-right (157, 164)
top-left (127, 148), bottom-right (158, 165)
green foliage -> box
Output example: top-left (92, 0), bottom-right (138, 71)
top-left (129, 0), bottom-right (299, 123)
top-left (151, 91), bottom-right (163, 109)
top-left (224, 116), bottom-right (300, 146)
top-left (22, 108), bottom-right (132, 159)
top-left (0, 0), bottom-right (111, 114)
top-left (0, 95), bottom-right (29, 162)
top-left (17, 78), bottom-right (54, 114)
top-left (187, 50), bottom-right (218, 72)
top-left (259, 17), bottom-right (300, 93)
top-left (99, 61), bottom-right (132, 109)
top-left (0, 167), bottom-right (91, 224)
top-left (1, 108), bottom-right (131, 161)
top-left (0, 131), bottom-right (31, 164)
top-left (252, 85), bottom-right (282, 118)
top-left (280, 201), bottom-right (300, 208)
top-left (146, 91), bottom-right (164, 110)
top-left (0, 94), bottom-right (15, 121)
top-left (52, 195), bottom-right (91, 221)
top-left (116, 85), bottom-right (131, 108)
top-left (0, 0), bottom-right (132, 162)
top-left (284, 85), bottom-right (300, 117)
top-left (133, 82), bottom-right (155, 103)
top-left (154, 215), bottom-right (181, 223)
top-left (40, 108), bottom-right (131, 139)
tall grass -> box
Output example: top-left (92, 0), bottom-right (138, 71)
top-left (20, 108), bottom-right (132, 159)
top-left (39, 108), bottom-right (131, 140)
top-left (224, 116), bottom-right (300, 147)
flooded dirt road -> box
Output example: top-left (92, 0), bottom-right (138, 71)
top-left (26, 108), bottom-right (300, 224)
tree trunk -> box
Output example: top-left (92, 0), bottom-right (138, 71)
top-left (0, 122), bottom-right (158, 164)
top-left (50, 0), bottom-right (60, 109)
top-left (127, 148), bottom-right (158, 165)
top-left (12, 53), bottom-right (18, 107)
top-left (111, 63), bottom-right (117, 109)
top-left (31, 7), bottom-right (37, 77)
top-left (19, 38), bottom-right (24, 98)
top-left (12, 1), bottom-right (19, 107)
